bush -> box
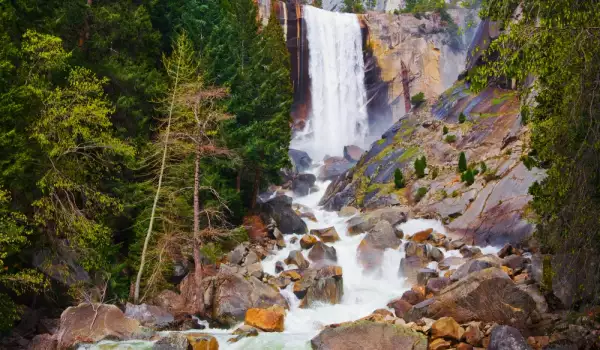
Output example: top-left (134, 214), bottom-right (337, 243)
top-left (393, 9), bottom-right (400, 15)
top-left (462, 169), bottom-right (475, 185)
top-left (445, 134), bottom-right (456, 143)
top-left (394, 168), bottom-right (405, 189)
top-left (451, 190), bottom-right (459, 198)
top-left (414, 156), bottom-right (427, 178)
top-left (415, 187), bottom-right (428, 201)
top-left (442, 125), bottom-right (448, 135)
top-left (458, 152), bottom-right (467, 172)
top-left (431, 167), bottom-right (439, 179)
top-left (411, 92), bottom-right (426, 107)
top-left (458, 112), bottom-right (466, 123)
top-left (480, 161), bottom-right (487, 173)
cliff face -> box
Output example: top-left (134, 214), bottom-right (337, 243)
top-left (319, 81), bottom-right (544, 246)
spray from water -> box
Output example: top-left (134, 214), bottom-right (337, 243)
top-left (293, 6), bottom-right (369, 160)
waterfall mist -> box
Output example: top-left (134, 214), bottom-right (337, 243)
top-left (292, 6), bottom-right (369, 161)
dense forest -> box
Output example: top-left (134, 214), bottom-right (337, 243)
top-left (0, 0), bottom-right (291, 331)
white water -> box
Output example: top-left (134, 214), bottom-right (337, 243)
top-left (291, 6), bottom-right (369, 160)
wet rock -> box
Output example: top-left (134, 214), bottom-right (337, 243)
top-left (344, 145), bottom-right (365, 162)
top-left (271, 228), bottom-right (286, 249)
top-left (284, 250), bottom-right (309, 269)
top-left (310, 321), bottom-right (428, 350)
top-left (498, 243), bottom-right (516, 258)
top-left (153, 333), bottom-right (188, 350)
top-left (431, 317), bottom-right (462, 341)
top-left (448, 239), bottom-right (466, 250)
top-left (308, 242), bottom-right (338, 265)
top-left (310, 227), bottom-right (341, 243)
top-left (456, 342), bottom-right (474, 350)
top-left (411, 228), bottom-right (433, 242)
top-left (281, 270), bottom-right (302, 281)
top-left (502, 255), bottom-right (528, 271)
top-left (300, 235), bottom-right (318, 249)
top-left (426, 277), bottom-right (452, 295)
top-left (289, 149), bottom-right (312, 173)
top-left (339, 206), bottom-right (359, 217)
top-left (488, 325), bottom-right (531, 350)
top-left (450, 255), bottom-right (502, 281)
top-left (275, 261), bottom-right (285, 273)
top-left (124, 303), bottom-right (174, 328)
top-left (347, 216), bottom-right (374, 235)
top-left (186, 332), bottom-right (219, 350)
top-left (394, 227), bottom-right (404, 239)
top-left (460, 246), bottom-right (482, 259)
top-left (428, 246), bottom-right (444, 262)
top-left (429, 338), bottom-right (452, 350)
top-left (259, 195), bottom-right (307, 235)
top-left (300, 211), bottom-right (318, 222)
top-left (294, 266), bottom-right (344, 308)
top-left (244, 305), bottom-right (286, 332)
top-left (319, 157), bottom-right (354, 181)
top-left (399, 256), bottom-right (428, 284)
top-left (29, 334), bottom-right (57, 350)
top-left (438, 257), bottom-right (466, 271)
top-left (364, 207), bottom-right (408, 226)
top-left (387, 298), bottom-right (413, 318)
top-left (292, 173), bottom-right (317, 197)
top-left (56, 303), bottom-right (142, 349)
top-left (416, 268), bottom-right (439, 286)
top-left (405, 268), bottom-right (536, 326)
top-left (463, 323), bottom-right (483, 346)
top-left (357, 221), bottom-right (402, 270)
top-left (401, 289), bottom-right (425, 305)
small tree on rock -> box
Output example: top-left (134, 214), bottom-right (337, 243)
top-left (394, 168), bottom-right (405, 189)
top-left (458, 152), bottom-right (467, 172)
top-left (459, 112), bottom-right (466, 123)
top-left (414, 156), bottom-right (426, 178)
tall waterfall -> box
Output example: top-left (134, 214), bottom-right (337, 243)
top-left (297, 6), bottom-right (369, 160)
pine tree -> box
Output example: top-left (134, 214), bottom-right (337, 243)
top-left (394, 168), bottom-right (405, 189)
top-left (414, 156), bottom-right (426, 178)
top-left (458, 112), bottom-right (466, 123)
top-left (458, 152), bottom-right (467, 172)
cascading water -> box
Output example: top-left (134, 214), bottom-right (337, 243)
top-left (292, 6), bottom-right (369, 160)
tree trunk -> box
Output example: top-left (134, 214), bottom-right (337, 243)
top-left (236, 170), bottom-right (242, 193)
top-left (251, 166), bottom-right (261, 210)
top-left (79, 0), bottom-right (93, 47)
top-left (193, 141), bottom-right (203, 284)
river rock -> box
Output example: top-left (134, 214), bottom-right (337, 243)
top-left (344, 145), bottom-right (364, 162)
top-left (463, 323), bottom-right (484, 346)
top-left (488, 325), bottom-right (531, 350)
top-left (387, 298), bottom-right (413, 318)
top-left (244, 306), bottom-right (286, 332)
top-left (310, 227), bottom-right (341, 243)
top-left (502, 255), bottom-right (528, 271)
top-left (411, 228), bottom-right (433, 242)
top-left (416, 268), bottom-right (439, 286)
top-left (431, 317), bottom-right (462, 341)
top-left (399, 256), bottom-right (428, 284)
top-left (404, 242), bottom-right (428, 260)
top-left (292, 173), bottom-right (317, 197)
top-left (300, 235), bottom-right (318, 249)
top-left (460, 246), bottom-right (482, 259)
top-left (55, 303), bottom-right (142, 349)
top-left (357, 221), bottom-right (402, 270)
top-left (152, 333), bottom-right (188, 350)
top-left (405, 268), bottom-right (536, 327)
top-left (439, 257), bottom-right (466, 271)
top-left (294, 266), bottom-right (343, 307)
top-left (401, 289), bottom-right (425, 305)
top-left (124, 303), bottom-right (174, 328)
top-left (426, 277), bottom-right (452, 295)
top-left (289, 149), bottom-right (312, 173)
top-left (284, 250), bottom-right (309, 269)
top-left (339, 206), bottom-right (359, 217)
top-left (275, 261), bottom-right (285, 273)
top-left (310, 321), bottom-right (427, 350)
top-left (364, 207), bottom-right (408, 226)
top-left (271, 228), bottom-right (286, 248)
top-left (185, 332), bottom-right (219, 350)
top-left (259, 195), bottom-right (307, 235)
top-left (429, 338), bottom-right (452, 350)
top-left (308, 242), bottom-right (338, 265)
top-left (450, 255), bottom-right (503, 281)
top-left (347, 216), bottom-right (374, 235)
top-left (319, 157), bottom-right (354, 181)
top-left (211, 271), bottom-right (288, 326)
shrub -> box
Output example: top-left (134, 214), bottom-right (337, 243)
top-left (414, 156), bottom-right (427, 178)
top-left (445, 134), bottom-right (456, 143)
top-left (394, 168), bottom-right (405, 189)
top-left (443, 125), bottom-right (448, 135)
top-left (451, 190), bottom-right (459, 198)
top-left (480, 161), bottom-right (487, 173)
top-left (393, 9), bottom-right (400, 15)
top-left (431, 167), bottom-right (439, 179)
top-left (458, 152), bottom-right (467, 172)
top-left (411, 92), bottom-right (426, 107)
top-left (458, 112), bottom-right (466, 123)
top-left (415, 187), bottom-right (428, 201)
top-left (472, 169), bottom-right (479, 176)
top-left (462, 169), bottom-right (475, 185)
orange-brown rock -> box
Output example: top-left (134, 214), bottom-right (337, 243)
top-left (527, 335), bottom-right (550, 350)
top-left (387, 298), bottom-right (413, 318)
top-left (462, 323), bottom-right (483, 346)
top-left (429, 338), bottom-right (452, 350)
top-left (513, 272), bottom-right (530, 284)
top-left (243, 215), bottom-right (268, 241)
top-left (281, 270), bottom-right (301, 281)
top-left (244, 306), bottom-right (286, 332)
top-left (300, 212), bottom-right (318, 222)
top-left (186, 332), bottom-right (219, 350)
top-left (300, 235), bottom-right (318, 249)
top-left (431, 317), bottom-right (462, 341)
top-left (456, 343), bottom-right (474, 350)
top-left (310, 227), bottom-right (341, 243)
top-left (411, 228), bottom-right (433, 242)
top-left (501, 266), bottom-right (514, 276)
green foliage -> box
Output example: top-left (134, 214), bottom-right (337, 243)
top-left (480, 161), bottom-right (487, 173)
top-left (342, 0), bottom-right (366, 13)
top-left (442, 125), bottom-right (449, 135)
top-left (414, 156), bottom-right (427, 178)
top-left (415, 186), bottom-right (428, 201)
top-left (458, 112), bottom-right (466, 123)
top-left (445, 134), bottom-right (457, 143)
top-left (458, 152), bottom-right (467, 172)
top-left (461, 169), bottom-right (475, 185)
top-left (451, 190), bottom-right (459, 198)
top-left (411, 92), bottom-right (426, 107)
top-left (394, 168), bottom-right (405, 189)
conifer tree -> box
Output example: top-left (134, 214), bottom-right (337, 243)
top-left (394, 168), bottom-right (405, 189)
top-left (458, 152), bottom-right (467, 172)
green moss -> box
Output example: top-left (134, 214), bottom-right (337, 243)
top-left (377, 138), bottom-right (386, 145)
top-left (399, 146), bottom-right (419, 162)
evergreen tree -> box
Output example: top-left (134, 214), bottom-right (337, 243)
top-left (394, 168), bottom-right (405, 189)
top-left (458, 152), bottom-right (467, 172)
top-left (458, 112), bottom-right (466, 123)
top-left (414, 156), bottom-right (426, 178)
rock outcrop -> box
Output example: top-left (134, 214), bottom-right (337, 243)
top-left (259, 195), bottom-right (307, 235)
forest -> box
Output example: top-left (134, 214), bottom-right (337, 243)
top-left (0, 0), bottom-right (292, 331)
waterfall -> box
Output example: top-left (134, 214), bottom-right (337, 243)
top-left (296, 6), bottom-right (369, 160)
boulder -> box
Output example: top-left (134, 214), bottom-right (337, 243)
top-left (401, 289), bottom-right (425, 305)
top-left (426, 277), bottom-right (452, 295)
top-left (124, 303), bottom-right (174, 328)
top-left (463, 323), bottom-right (483, 346)
top-left (431, 317), bottom-right (462, 341)
top-left (387, 298), bottom-right (413, 318)
top-left (498, 243), bottom-right (516, 258)
top-left (344, 145), bottom-right (364, 162)
top-left (411, 228), bottom-right (433, 242)
top-left (399, 256), bottom-right (428, 284)
top-left (211, 271), bottom-right (288, 326)
top-left (428, 246), bottom-right (444, 262)
top-left (488, 325), bottom-right (532, 350)
top-left (29, 334), bottom-right (57, 350)
top-left (404, 268), bottom-right (536, 327)
top-left (300, 211), bottom-right (318, 222)
top-left (284, 250), bottom-right (309, 269)
top-left (357, 221), bottom-right (402, 270)
top-left (185, 333), bottom-right (219, 350)
top-left (310, 321), bottom-right (428, 350)
top-left (293, 266), bottom-right (343, 307)
top-left (55, 303), bottom-right (142, 349)
top-left (416, 269), bottom-right (439, 286)
top-left (308, 242), bottom-right (338, 265)
top-left (339, 206), bottom-right (359, 217)
top-left (289, 149), bottom-right (312, 172)
top-left (292, 173), bottom-right (317, 197)
top-left (404, 242), bottom-right (428, 259)
top-left (153, 333), bottom-right (189, 350)
top-left (319, 157), bottom-right (354, 181)
top-left (300, 235), bottom-right (318, 249)
top-left (460, 246), bottom-right (482, 259)
top-left (271, 228), bottom-right (286, 249)
top-left (275, 261), bottom-right (284, 273)
top-left (259, 195), bottom-right (307, 235)
top-left (364, 207), bottom-right (408, 226)
top-left (450, 255), bottom-right (502, 281)
top-left (310, 227), bottom-right (341, 243)
top-left (429, 338), bottom-right (452, 350)
top-left (456, 343), bottom-right (474, 350)
top-left (503, 255), bottom-right (528, 271)
top-left (439, 257), bottom-right (466, 271)
top-left (227, 243), bottom-right (248, 265)
top-left (244, 305), bottom-right (286, 332)
top-left (347, 216), bottom-right (374, 235)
